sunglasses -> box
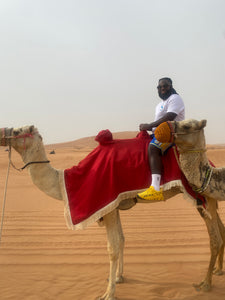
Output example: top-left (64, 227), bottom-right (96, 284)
top-left (157, 84), bottom-right (169, 89)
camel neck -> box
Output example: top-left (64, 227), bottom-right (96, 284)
top-left (179, 150), bottom-right (210, 193)
top-left (20, 139), bottom-right (63, 200)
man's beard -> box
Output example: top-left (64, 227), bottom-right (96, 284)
top-left (158, 88), bottom-right (177, 100)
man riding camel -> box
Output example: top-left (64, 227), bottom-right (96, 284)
top-left (138, 77), bottom-right (185, 201)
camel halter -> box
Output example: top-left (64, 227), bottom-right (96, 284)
top-left (0, 127), bottom-right (50, 245)
top-left (168, 121), bottom-right (203, 142)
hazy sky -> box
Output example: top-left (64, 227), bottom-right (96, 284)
top-left (0, 0), bottom-right (225, 144)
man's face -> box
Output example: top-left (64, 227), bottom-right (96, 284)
top-left (157, 80), bottom-right (171, 98)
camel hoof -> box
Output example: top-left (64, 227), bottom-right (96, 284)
top-left (213, 268), bottom-right (223, 276)
top-left (116, 275), bottom-right (124, 284)
top-left (193, 281), bottom-right (211, 292)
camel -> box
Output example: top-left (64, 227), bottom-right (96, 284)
top-left (155, 118), bottom-right (225, 292)
top-left (0, 124), bottom-right (224, 299)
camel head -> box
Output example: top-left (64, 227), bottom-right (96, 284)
top-left (0, 125), bottom-right (42, 155)
top-left (155, 119), bottom-right (207, 151)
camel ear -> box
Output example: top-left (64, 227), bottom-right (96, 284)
top-left (29, 125), bottom-right (35, 133)
top-left (199, 119), bottom-right (207, 129)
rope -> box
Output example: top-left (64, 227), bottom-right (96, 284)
top-left (192, 166), bottom-right (213, 194)
top-left (0, 145), bottom-right (50, 244)
top-left (10, 160), bottom-right (50, 171)
top-left (0, 146), bottom-right (12, 245)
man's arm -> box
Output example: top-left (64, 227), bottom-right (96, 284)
top-left (139, 112), bottom-right (177, 131)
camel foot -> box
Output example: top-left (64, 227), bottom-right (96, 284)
top-left (213, 267), bottom-right (223, 276)
top-left (193, 280), bottom-right (211, 292)
top-left (116, 275), bottom-right (124, 284)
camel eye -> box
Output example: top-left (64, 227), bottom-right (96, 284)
top-left (183, 125), bottom-right (191, 130)
top-left (13, 130), bottom-right (20, 136)
top-left (29, 125), bottom-right (34, 133)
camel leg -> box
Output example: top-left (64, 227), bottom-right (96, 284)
top-left (98, 209), bottom-right (122, 300)
top-left (213, 212), bottom-right (225, 275)
top-left (116, 210), bottom-right (125, 283)
top-left (194, 200), bottom-right (223, 291)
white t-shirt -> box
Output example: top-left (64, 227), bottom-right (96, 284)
top-left (154, 94), bottom-right (185, 122)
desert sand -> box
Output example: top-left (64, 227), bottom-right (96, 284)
top-left (0, 132), bottom-right (225, 300)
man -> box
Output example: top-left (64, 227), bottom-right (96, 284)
top-left (137, 77), bottom-right (185, 201)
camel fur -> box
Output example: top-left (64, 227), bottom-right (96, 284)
top-left (0, 124), bottom-right (224, 299)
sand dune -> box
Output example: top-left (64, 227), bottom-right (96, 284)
top-left (0, 134), bottom-right (225, 300)
top-left (45, 131), bottom-right (139, 150)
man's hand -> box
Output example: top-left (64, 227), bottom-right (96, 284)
top-left (139, 123), bottom-right (153, 131)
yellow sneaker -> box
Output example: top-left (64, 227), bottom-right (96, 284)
top-left (137, 186), bottom-right (164, 201)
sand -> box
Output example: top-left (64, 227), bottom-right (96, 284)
top-left (0, 137), bottom-right (225, 300)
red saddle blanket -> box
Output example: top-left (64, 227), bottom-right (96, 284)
top-left (63, 130), bottom-right (205, 230)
